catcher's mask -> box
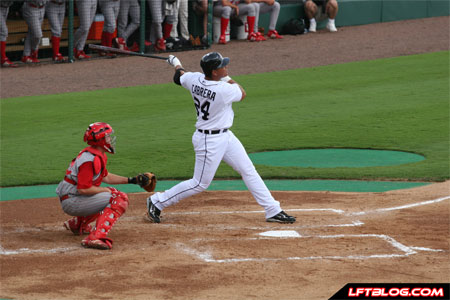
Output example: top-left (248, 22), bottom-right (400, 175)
top-left (83, 122), bottom-right (116, 154)
top-left (200, 52), bottom-right (230, 77)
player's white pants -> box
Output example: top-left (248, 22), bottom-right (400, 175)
top-left (151, 130), bottom-right (282, 219)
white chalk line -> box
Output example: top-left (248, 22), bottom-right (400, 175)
top-left (178, 234), bottom-right (445, 263)
top-left (349, 195), bottom-right (450, 216)
top-left (1, 195), bottom-right (448, 256)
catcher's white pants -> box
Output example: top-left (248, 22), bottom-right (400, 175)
top-left (150, 130), bottom-right (282, 219)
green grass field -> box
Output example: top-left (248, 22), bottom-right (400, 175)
top-left (1, 51), bottom-right (448, 187)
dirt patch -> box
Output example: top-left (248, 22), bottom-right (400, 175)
top-left (0, 16), bottom-right (449, 300)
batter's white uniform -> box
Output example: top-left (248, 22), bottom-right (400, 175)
top-left (149, 72), bottom-right (282, 219)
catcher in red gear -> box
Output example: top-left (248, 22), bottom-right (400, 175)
top-left (55, 122), bottom-right (156, 250)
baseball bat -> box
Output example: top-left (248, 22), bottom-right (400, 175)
top-left (88, 44), bottom-right (168, 60)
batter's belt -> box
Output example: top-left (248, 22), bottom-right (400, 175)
top-left (197, 129), bottom-right (228, 135)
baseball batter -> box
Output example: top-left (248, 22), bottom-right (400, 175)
top-left (56, 122), bottom-right (155, 250)
top-left (21, 0), bottom-right (47, 63)
top-left (146, 52), bottom-right (296, 224)
top-left (0, 0), bottom-right (17, 67)
top-left (45, 0), bottom-right (66, 62)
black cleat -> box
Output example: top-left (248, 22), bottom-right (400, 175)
top-left (266, 211), bottom-right (296, 224)
top-left (146, 199), bottom-right (161, 223)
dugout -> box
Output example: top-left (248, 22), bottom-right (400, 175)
top-left (3, 0), bottom-right (449, 63)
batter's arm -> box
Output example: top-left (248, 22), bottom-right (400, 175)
top-left (222, 76), bottom-right (246, 100)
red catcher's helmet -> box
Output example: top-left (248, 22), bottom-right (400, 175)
top-left (83, 122), bottom-right (116, 154)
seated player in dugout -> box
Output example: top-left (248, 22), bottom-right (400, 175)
top-left (56, 122), bottom-right (156, 250)
top-left (303, 0), bottom-right (338, 32)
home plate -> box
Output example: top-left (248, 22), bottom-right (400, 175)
top-left (259, 230), bottom-right (301, 238)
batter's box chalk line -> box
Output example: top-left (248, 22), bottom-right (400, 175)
top-left (176, 233), bottom-right (445, 263)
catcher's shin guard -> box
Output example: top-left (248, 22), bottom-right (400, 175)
top-left (64, 213), bottom-right (99, 235)
top-left (82, 191), bottom-right (129, 250)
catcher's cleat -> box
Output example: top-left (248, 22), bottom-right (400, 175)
top-left (146, 198), bottom-right (161, 223)
top-left (267, 30), bottom-right (283, 39)
top-left (81, 236), bottom-right (113, 250)
top-left (63, 216), bottom-right (93, 235)
top-left (266, 211), bottom-right (296, 224)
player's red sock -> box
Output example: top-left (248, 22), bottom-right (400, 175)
top-left (220, 18), bottom-right (229, 37)
top-left (247, 16), bottom-right (256, 35)
top-left (0, 41), bottom-right (6, 61)
top-left (51, 36), bottom-right (60, 57)
top-left (163, 23), bottom-right (173, 39)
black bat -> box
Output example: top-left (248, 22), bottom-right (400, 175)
top-left (88, 44), bottom-right (168, 60)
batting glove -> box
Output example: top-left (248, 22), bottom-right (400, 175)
top-left (168, 55), bottom-right (182, 68)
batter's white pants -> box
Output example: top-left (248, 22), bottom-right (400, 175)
top-left (151, 130), bottom-right (282, 219)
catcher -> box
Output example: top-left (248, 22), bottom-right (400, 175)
top-left (55, 122), bottom-right (156, 250)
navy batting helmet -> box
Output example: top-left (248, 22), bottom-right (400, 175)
top-left (200, 52), bottom-right (230, 77)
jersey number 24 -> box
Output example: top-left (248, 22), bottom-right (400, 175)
top-left (194, 97), bottom-right (210, 120)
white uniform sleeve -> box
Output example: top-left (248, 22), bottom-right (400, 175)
top-left (223, 83), bottom-right (242, 104)
top-left (180, 72), bottom-right (194, 89)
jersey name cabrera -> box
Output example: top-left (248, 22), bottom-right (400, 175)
top-left (180, 72), bottom-right (242, 130)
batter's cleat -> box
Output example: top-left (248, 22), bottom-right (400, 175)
top-left (146, 199), bottom-right (161, 223)
top-left (326, 22), bottom-right (337, 32)
top-left (267, 29), bottom-right (283, 39)
top-left (154, 38), bottom-right (166, 51)
top-left (21, 56), bottom-right (34, 63)
top-left (247, 32), bottom-right (258, 42)
top-left (1, 58), bottom-right (18, 67)
top-left (74, 49), bottom-right (91, 60)
top-left (53, 53), bottom-right (66, 63)
top-left (266, 211), bottom-right (296, 224)
top-left (63, 217), bottom-right (92, 235)
top-left (219, 34), bottom-right (227, 45)
top-left (81, 236), bottom-right (113, 250)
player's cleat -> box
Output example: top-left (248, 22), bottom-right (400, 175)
top-left (308, 22), bottom-right (317, 33)
top-left (63, 217), bottom-right (92, 235)
top-left (145, 198), bottom-right (161, 223)
top-left (247, 32), bottom-right (258, 42)
top-left (30, 50), bottom-right (40, 63)
top-left (113, 37), bottom-right (129, 50)
top-left (81, 236), bottom-right (113, 250)
top-left (326, 22), bottom-right (337, 32)
top-left (74, 49), bottom-right (91, 60)
top-left (1, 58), bottom-right (17, 67)
top-left (266, 211), bottom-right (296, 224)
top-left (255, 32), bottom-right (266, 41)
top-left (53, 53), bottom-right (66, 63)
top-left (219, 34), bottom-right (227, 45)
top-left (154, 38), bottom-right (166, 51)
top-left (21, 56), bottom-right (34, 63)
top-left (267, 29), bottom-right (283, 39)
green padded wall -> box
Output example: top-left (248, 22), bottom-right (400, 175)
top-left (382, 0), bottom-right (428, 22)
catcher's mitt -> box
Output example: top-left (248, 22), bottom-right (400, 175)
top-left (134, 173), bottom-right (157, 192)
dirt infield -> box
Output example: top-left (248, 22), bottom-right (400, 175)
top-left (1, 182), bottom-right (449, 299)
top-left (1, 16), bottom-right (449, 300)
